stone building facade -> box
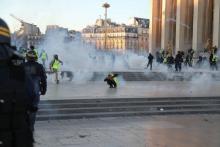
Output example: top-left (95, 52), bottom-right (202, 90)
top-left (82, 18), bottom-right (149, 52)
top-left (12, 22), bottom-right (42, 49)
top-left (149, 0), bottom-right (220, 54)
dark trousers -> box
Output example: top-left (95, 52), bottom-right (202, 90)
top-left (175, 63), bottom-right (182, 72)
top-left (29, 112), bottom-right (37, 132)
top-left (147, 61), bottom-right (153, 70)
top-left (212, 63), bottom-right (218, 70)
top-left (106, 79), bottom-right (117, 88)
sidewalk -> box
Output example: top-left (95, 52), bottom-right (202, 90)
top-left (35, 115), bottom-right (220, 147)
top-left (42, 81), bottom-right (220, 100)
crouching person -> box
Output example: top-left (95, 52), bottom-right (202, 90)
top-left (104, 73), bottom-right (119, 88)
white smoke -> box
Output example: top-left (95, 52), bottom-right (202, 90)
top-left (38, 31), bottom-right (148, 82)
top-left (37, 30), bottom-right (219, 85)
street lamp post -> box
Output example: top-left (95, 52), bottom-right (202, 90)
top-left (102, 2), bottom-right (110, 49)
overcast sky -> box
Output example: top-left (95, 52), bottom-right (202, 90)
top-left (1, 0), bottom-right (151, 32)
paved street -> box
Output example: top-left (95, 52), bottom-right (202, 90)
top-left (43, 81), bottom-right (220, 100)
top-left (35, 115), bottom-right (220, 147)
top-left (38, 76), bottom-right (220, 147)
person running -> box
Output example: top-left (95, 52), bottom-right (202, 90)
top-left (40, 50), bottom-right (48, 68)
top-left (50, 54), bottom-right (63, 84)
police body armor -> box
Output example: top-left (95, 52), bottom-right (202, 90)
top-left (24, 61), bottom-right (45, 109)
top-left (0, 51), bottom-right (33, 147)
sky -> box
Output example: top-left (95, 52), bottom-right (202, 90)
top-left (1, 0), bottom-right (151, 33)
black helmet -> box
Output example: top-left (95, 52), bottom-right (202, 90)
top-left (30, 45), bottom-right (35, 50)
top-left (26, 50), bottom-right (37, 61)
top-left (0, 18), bottom-right (11, 44)
top-left (54, 54), bottom-right (58, 59)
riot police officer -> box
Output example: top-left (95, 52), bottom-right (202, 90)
top-left (23, 50), bottom-right (47, 133)
top-left (0, 18), bottom-right (33, 147)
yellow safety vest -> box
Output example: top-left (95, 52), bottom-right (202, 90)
top-left (52, 60), bottom-right (61, 70)
top-left (163, 57), bottom-right (167, 64)
top-left (41, 52), bottom-right (47, 60)
top-left (212, 55), bottom-right (218, 62)
top-left (34, 49), bottom-right (38, 59)
top-left (113, 77), bottom-right (119, 86)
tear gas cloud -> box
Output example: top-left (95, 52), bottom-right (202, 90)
top-left (38, 30), bottom-right (219, 84)
top-left (38, 31), bottom-right (147, 82)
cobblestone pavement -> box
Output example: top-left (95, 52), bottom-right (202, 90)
top-left (35, 115), bottom-right (220, 147)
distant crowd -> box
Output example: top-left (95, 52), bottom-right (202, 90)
top-left (146, 47), bottom-right (219, 72)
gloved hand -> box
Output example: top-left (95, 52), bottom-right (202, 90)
top-left (40, 86), bottom-right (46, 95)
top-left (40, 88), bottom-right (46, 95)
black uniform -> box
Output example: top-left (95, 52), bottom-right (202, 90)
top-left (209, 53), bottom-right (214, 69)
top-left (167, 55), bottom-right (174, 70)
top-left (23, 60), bottom-right (47, 132)
top-left (175, 52), bottom-right (183, 72)
top-left (147, 53), bottom-right (154, 70)
top-left (0, 46), bottom-right (33, 147)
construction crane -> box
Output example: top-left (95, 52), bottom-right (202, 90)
top-left (10, 14), bottom-right (25, 24)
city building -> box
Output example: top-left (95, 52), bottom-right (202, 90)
top-left (45, 25), bottom-right (75, 42)
top-left (45, 25), bottom-right (68, 35)
top-left (27, 34), bottom-right (44, 49)
top-left (149, 0), bottom-right (220, 54)
top-left (129, 17), bottom-right (149, 28)
top-left (82, 17), bottom-right (149, 52)
top-left (11, 16), bottom-right (78, 50)
top-left (12, 23), bottom-right (79, 50)
top-left (12, 21), bottom-right (42, 49)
